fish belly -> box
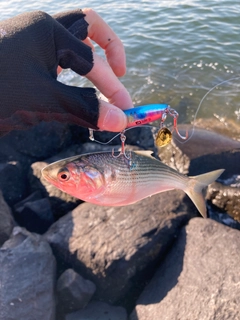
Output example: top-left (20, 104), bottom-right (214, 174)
top-left (88, 172), bottom-right (179, 206)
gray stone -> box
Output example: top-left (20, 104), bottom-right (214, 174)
top-left (0, 190), bottom-right (15, 246)
top-left (0, 161), bottom-right (27, 205)
top-left (131, 218), bottom-right (240, 320)
top-left (172, 125), bottom-right (240, 179)
top-left (66, 301), bottom-right (127, 320)
top-left (187, 117), bottom-right (240, 142)
top-left (157, 138), bottom-right (190, 174)
top-left (5, 121), bottom-right (72, 159)
top-left (57, 268), bottom-right (96, 313)
top-left (173, 124), bottom-right (240, 159)
top-left (14, 193), bottom-right (54, 234)
top-left (0, 131), bottom-right (33, 165)
top-left (0, 227), bottom-right (56, 320)
top-left (44, 190), bottom-right (197, 304)
top-left (206, 181), bottom-right (240, 223)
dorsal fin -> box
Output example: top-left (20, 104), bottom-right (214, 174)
top-left (134, 150), bottom-right (155, 158)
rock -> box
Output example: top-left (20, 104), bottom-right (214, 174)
top-left (125, 126), bottom-right (155, 149)
top-left (131, 218), bottom-right (240, 320)
top-left (0, 131), bottom-right (33, 166)
top-left (56, 268), bottom-right (96, 314)
top-left (3, 121), bottom-right (72, 160)
top-left (157, 139), bottom-right (190, 174)
top-left (67, 125), bottom-right (91, 145)
top-left (156, 125), bottom-right (240, 179)
top-left (14, 192), bottom-right (54, 234)
top-left (207, 203), bottom-right (240, 231)
top-left (65, 301), bottom-right (127, 320)
top-left (44, 190), bottom-right (197, 305)
top-left (206, 181), bottom-right (240, 223)
top-left (192, 117), bottom-right (240, 141)
top-left (0, 161), bottom-right (27, 206)
top-left (189, 148), bottom-right (240, 179)
top-left (0, 190), bottom-right (15, 246)
top-left (172, 125), bottom-right (240, 179)
top-left (0, 227), bottom-right (56, 320)
top-left (173, 124), bottom-right (240, 159)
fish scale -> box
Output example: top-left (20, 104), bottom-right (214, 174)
top-left (42, 150), bottom-right (224, 218)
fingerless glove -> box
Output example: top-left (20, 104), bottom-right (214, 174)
top-left (0, 10), bottom-right (99, 135)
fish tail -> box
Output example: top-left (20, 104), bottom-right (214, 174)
top-left (185, 169), bottom-right (225, 218)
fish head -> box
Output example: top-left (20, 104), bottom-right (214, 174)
top-left (41, 157), bottom-right (105, 199)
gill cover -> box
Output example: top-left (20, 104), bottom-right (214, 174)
top-left (81, 165), bottom-right (105, 192)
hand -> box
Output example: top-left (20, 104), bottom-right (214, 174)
top-left (0, 9), bottom-right (132, 135)
top-left (55, 8), bottom-right (133, 131)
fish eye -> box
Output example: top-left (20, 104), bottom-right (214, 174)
top-left (57, 168), bottom-right (70, 182)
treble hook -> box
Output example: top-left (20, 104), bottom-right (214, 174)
top-left (112, 130), bottom-right (132, 166)
top-left (168, 108), bottom-right (188, 140)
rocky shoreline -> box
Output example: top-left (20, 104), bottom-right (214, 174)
top-left (0, 120), bottom-right (239, 320)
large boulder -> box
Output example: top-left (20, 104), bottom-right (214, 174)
top-left (56, 268), bottom-right (96, 314)
top-left (0, 227), bottom-right (56, 320)
top-left (0, 161), bottom-right (27, 206)
top-left (66, 301), bottom-right (127, 320)
top-left (171, 125), bottom-right (240, 178)
top-left (0, 190), bottom-right (15, 246)
top-left (14, 192), bottom-right (54, 234)
top-left (131, 218), bottom-right (240, 320)
top-left (206, 180), bottom-right (240, 224)
top-left (0, 121), bottom-right (72, 160)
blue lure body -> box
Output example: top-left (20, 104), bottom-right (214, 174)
top-left (123, 104), bottom-right (170, 128)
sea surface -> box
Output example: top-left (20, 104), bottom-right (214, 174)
top-left (1, 0), bottom-right (240, 135)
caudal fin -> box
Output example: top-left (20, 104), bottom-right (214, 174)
top-left (185, 169), bottom-right (225, 218)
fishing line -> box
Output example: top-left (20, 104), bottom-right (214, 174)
top-left (177, 75), bottom-right (240, 144)
top-left (90, 75), bottom-right (240, 147)
top-left (89, 125), bottom-right (154, 145)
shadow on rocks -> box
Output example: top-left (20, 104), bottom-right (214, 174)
top-left (131, 218), bottom-right (240, 320)
top-left (131, 229), bottom-right (186, 317)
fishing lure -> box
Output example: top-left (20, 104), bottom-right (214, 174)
top-left (123, 104), bottom-right (188, 147)
top-left (89, 104), bottom-right (188, 164)
top-left (89, 104), bottom-right (188, 147)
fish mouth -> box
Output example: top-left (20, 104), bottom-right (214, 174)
top-left (41, 165), bottom-right (56, 183)
top-left (41, 166), bottom-right (50, 181)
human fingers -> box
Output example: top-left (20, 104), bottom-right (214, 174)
top-left (82, 37), bottom-right (95, 50)
top-left (86, 52), bottom-right (133, 110)
top-left (82, 8), bottom-right (126, 77)
top-left (53, 10), bottom-right (132, 132)
top-left (53, 8), bottom-right (125, 76)
top-left (98, 100), bottom-right (127, 132)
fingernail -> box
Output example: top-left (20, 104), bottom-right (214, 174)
top-left (102, 108), bottom-right (127, 131)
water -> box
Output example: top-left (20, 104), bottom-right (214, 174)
top-left (1, 0), bottom-right (240, 134)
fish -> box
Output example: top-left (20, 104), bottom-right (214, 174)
top-left (41, 150), bottom-right (224, 218)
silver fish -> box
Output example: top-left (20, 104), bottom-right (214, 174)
top-left (41, 150), bottom-right (224, 218)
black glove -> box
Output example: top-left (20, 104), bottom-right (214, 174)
top-left (0, 9), bottom-right (99, 135)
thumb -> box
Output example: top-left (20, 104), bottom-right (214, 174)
top-left (98, 100), bottom-right (128, 132)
